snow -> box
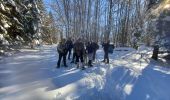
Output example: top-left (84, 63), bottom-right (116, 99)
top-left (13, 17), bottom-right (22, 26)
top-left (28, 4), bottom-right (32, 8)
top-left (0, 3), bottom-right (5, 11)
top-left (0, 45), bottom-right (170, 100)
top-left (0, 25), bottom-right (7, 34)
top-left (123, 84), bottom-right (133, 95)
top-left (0, 34), bottom-right (4, 41)
top-left (8, 0), bottom-right (16, 7)
top-left (3, 22), bottom-right (10, 28)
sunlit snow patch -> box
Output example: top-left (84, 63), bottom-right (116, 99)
top-left (124, 84), bottom-right (133, 95)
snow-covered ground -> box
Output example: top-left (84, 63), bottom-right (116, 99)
top-left (0, 45), bottom-right (170, 100)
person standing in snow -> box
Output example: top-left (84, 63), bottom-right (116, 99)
top-left (86, 41), bottom-right (94, 67)
top-left (57, 39), bottom-right (68, 68)
top-left (74, 38), bottom-right (85, 69)
top-left (91, 41), bottom-right (99, 61)
top-left (102, 40), bottom-right (110, 64)
top-left (152, 44), bottom-right (159, 60)
top-left (65, 37), bottom-right (73, 60)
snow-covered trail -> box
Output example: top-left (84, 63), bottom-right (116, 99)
top-left (0, 45), bottom-right (170, 100)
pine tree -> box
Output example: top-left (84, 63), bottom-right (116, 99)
top-left (0, 0), bottom-right (43, 47)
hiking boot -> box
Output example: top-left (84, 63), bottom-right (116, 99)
top-left (106, 62), bottom-right (109, 64)
top-left (89, 64), bottom-right (93, 67)
top-left (102, 60), bottom-right (105, 62)
top-left (56, 65), bottom-right (60, 68)
top-left (88, 60), bottom-right (93, 67)
top-left (77, 63), bottom-right (79, 69)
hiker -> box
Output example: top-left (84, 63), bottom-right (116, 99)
top-left (102, 40), bottom-right (110, 64)
top-left (152, 44), bottom-right (159, 60)
top-left (74, 39), bottom-right (85, 69)
top-left (57, 39), bottom-right (68, 68)
top-left (92, 41), bottom-right (99, 61)
top-left (86, 41), bottom-right (94, 67)
top-left (65, 37), bottom-right (73, 60)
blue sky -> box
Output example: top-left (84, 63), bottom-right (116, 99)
top-left (43, 0), bottom-right (52, 11)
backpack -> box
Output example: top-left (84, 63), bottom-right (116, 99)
top-left (96, 44), bottom-right (99, 50)
top-left (57, 44), bottom-right (63, 53)
top-left (108, 44), bottom-right (115, 53)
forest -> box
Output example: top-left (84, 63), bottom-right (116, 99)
top-left (0, 0), bottom-right (169, 48)
top-left (0, 0), bottom-right (170, 100)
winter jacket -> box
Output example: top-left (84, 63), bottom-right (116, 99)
top-left (103, 43), bottom-right (110, 52)
top-left (74, 41), bottom-right (84, 56)
top-left (65, 40), bottom-right (73, 50)
top-left (86, 43), bottom-right (94, 54)
top-left (57, 43), bottom-right (67, 54)
top-left (92, 42), bottom-right (99, 51)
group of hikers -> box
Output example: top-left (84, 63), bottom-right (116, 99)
top-left (57, 37), bottom-right (112, 69)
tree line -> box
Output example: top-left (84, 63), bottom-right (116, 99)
top-left (50, 0), bottom-right (148, 47)
top-left (0, 0), bottom-right (169, 51)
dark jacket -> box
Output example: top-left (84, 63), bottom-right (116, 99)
top-left (65, 40), bottom-right (73, 50)
top-left (57, 43), bottom-right (67, 54)
top-left (74, 41), bottom-right (84, 56)
top-left (92, 42), bottom-right (99, 51)
top-left (103, 42), bottom-right (110, 52)
top-left (86, 43), bottom-right (93, 54)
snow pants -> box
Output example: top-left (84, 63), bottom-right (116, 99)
top-left (67, 49), bottom-right (72, 60)
top-left (75, 52), bottom-right (84, 63)
top-left (57, 53), bottom-right (67, 67)
top-left (104, 51), bottom-right (109, 63)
